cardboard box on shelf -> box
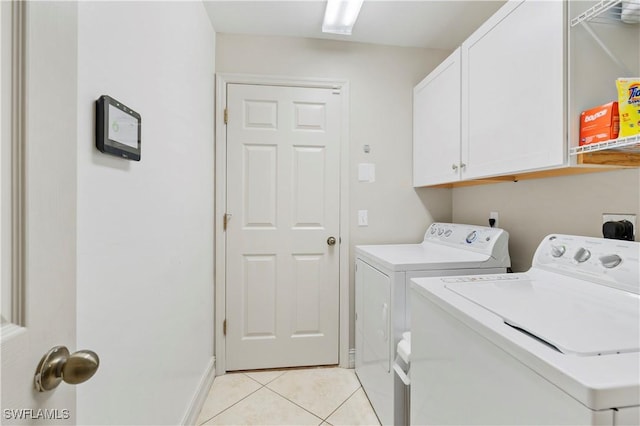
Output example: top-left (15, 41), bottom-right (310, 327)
top-left (579, 101), bottom-right (619, 146)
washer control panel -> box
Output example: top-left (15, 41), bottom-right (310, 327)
top-left (533, 234), bottom-right (640, 294)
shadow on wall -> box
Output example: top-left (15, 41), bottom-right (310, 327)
top-left (415, 186), bottom-right (453, 225)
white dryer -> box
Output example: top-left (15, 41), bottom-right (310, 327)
top-left (355, 222), bottom-right (510, 426)
top-left (410, 234), bottom-right (640, 425)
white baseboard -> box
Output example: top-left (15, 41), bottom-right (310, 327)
top-left (349, 348), bottom-right (355, 369)
top-left (181, 356), bottom-right (216, 426)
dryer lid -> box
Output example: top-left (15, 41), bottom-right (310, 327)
top-left (445, 277), bottom-right (640, 356)
top-left (356, 243), bottom-right (492, 271)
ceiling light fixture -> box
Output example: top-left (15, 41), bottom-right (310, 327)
top-left (322, 0), bottom-right (364, 35)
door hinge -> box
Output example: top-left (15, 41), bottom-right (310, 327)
top-left (223, 213), bottom-right (232, 231)
top-left (224, 108), bottom-right (228, 124)
top-left (223, 319), bottom-right (227, 336)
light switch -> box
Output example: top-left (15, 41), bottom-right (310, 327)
top-left (358, 210), bottom-right (368, 226)
top-left (358, 163), bottom-right (375, 183)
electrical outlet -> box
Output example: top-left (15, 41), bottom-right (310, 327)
top-left (489, 211), bottom-right (499, 228)
top-left (602, 213), bottom-right (636, 241)
top-left (602, 213), bottom-right (636, 229)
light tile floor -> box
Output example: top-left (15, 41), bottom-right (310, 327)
top-left (196, 367), bottom-right (381, 426)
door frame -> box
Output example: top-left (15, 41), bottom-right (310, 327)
top-left (214, 73), bottom-right (350, 374)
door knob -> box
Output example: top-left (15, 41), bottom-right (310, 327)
top-left (34, 346), bottom-right (100, 392)
top-left (327, 236), bottom-right (337, 246)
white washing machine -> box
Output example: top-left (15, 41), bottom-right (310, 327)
top-left (410, 234), bottom-right (640, 425)
top-left (355, 222), bottom-right (510, 426)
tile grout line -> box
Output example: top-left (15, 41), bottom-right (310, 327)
top-left (244, 370), bottom-right (287, 387)
top-left (199, 369), bottom-right (370, 426)
top-left (261, 370), bottom-right (366, 425)
top-left (354, 374), bottom-right (382, 425)
top-left (262, 384), bottom-right (326, 424)
top-left (197, 373), bottom-right (267, 426)
top-left (358, 387), bottom-right (382, 426)
top-left (320, 385), bottom-right (362, 423)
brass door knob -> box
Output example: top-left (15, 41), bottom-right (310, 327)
top-left (327, 236), bottom-right (337, 246)
top-left (34, 346), bottom-right (100, 392)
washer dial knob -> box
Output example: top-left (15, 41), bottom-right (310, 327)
top-left (574, 248), bottom-right (591, 263)
top-left (599, 254), bottom-right (622, 269)
top-left (551, 245), bottom-right (566, 258)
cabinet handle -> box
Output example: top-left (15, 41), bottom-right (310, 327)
top-left (460, 163), bottom-right (467, 169)
top-left (452, 163), bottom-right (459, 171)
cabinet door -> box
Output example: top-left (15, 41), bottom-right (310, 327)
top-left (461, 0), bottom-right (565, 179)
top-left (413, 48), bottom-right (461, 186)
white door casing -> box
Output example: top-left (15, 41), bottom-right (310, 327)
top-left (1, 2), bottom-right (78, 422)
top-left (225, 83), bottom-right (340, 370)
top-left (215, 75), bottom-right (350, 373)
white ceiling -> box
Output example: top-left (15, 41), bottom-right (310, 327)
top-left (203, 1), bottom-right (507, 50)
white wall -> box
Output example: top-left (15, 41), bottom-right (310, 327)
top-left (76, 2), bottom-right (215, 424)
top-left (453, 169), bottom-right (640, 272)
top-left (216, 33), bottom-right (453, 350)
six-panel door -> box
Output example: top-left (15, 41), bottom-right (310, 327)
top-left (225, 84), bottom-right (341, 370)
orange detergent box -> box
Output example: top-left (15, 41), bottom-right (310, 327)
top-left (579, 101), bottom-right (619, 146)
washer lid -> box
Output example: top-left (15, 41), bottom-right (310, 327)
top-left (445, 277), bottom-right (640, 356)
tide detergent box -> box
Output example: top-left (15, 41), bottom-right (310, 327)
top-left (616, 78), bottom-right (640, 137)
top-left (579, 101), bottom-right (619, 146)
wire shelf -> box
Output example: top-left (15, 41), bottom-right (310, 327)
top-left (570, 134), bottom-right (640, 155)
top-left (571, 0), bottom-right (640, 27)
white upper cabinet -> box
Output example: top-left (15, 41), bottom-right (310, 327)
top-left (413, 0), bottom-right (639, 187)
top-left (413, 48), bottom-right (461, 187)
top-left (460, 0), bottom-right (565, 180)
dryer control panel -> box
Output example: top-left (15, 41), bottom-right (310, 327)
top-left (533, 234), bottom-right (640, 294)
top-left (424, 223), bottom-right (509, 261)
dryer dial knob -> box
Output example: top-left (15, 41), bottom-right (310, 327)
top-left (599, 254), bottom-right (622, 269)
top-left (574, 247), bottom-right (591, 263)
top-left (551, 245), bottom-right (566, 258)
top-left (466, 231), bottom-right (477, 244)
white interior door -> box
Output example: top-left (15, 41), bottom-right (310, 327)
top-left (225, 83), bottom-right (341, 371)
top-left (1, 2), bottom-right (80, 422)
